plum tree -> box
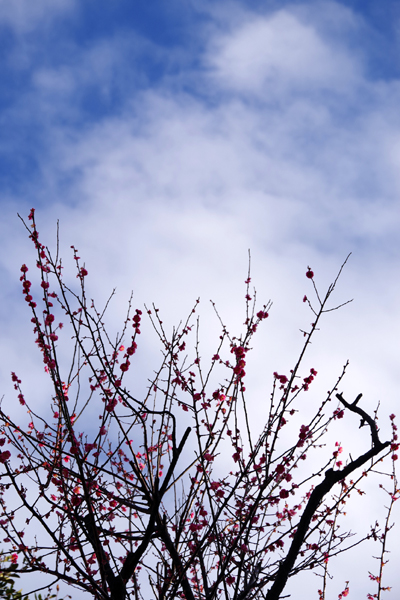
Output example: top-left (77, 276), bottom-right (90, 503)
top-left (0, 209), bottom-right (398, 600)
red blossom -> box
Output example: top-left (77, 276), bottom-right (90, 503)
top-left (274, 372), bottom-right (288, 384)
top-left (106, 398), bottom-right (118, 412)
top-left (126, 341), bottom-right (137, 355)
top-left (44, 313), bottom-right (55, 327)
top-left (256, 310), bottom-right (269, 320)
top-left (232, 448), bottom-right (242, 463)
top-left (2, 210), bottom-right (395, 600)
top-left (11, 372), bottom-right (21, 384)
top-left (0, 450), bottom-right (11, 463)
top-left (85, 443), bottom-right (97, 454)
top-left (210, 481), bottom-right (221, 491)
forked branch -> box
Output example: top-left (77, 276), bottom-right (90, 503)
top-left (265, 394), bottom-right (390, 600)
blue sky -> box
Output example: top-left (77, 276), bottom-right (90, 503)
top-left (0, 0), bottom-right (400, 598)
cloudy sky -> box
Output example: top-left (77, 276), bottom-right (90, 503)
top-left (0, 0), bottom-right (399, 598)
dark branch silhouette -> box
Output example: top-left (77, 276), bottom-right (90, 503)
top-left (0, 212), bottom-right (397, 600)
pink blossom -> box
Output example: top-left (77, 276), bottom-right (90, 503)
top-left (232, 449), bottom-right (242, 462)
top-left (0, 450), bottom-right (11, 463)
top-left (210, 481), bottom-right (221, 491)
top-left (85, 443), bottom-right (97, 454)
top-left (106, 398), bottom-right (118, 412)
top-left (274, 372), bottom-right (288, 384)
top-left (257, 311), bottom-right (269, 320)
top-left (44, 313), bottom-right (55, 327)
top-left (333, 409), bottom-right (344, 420)
top-left (126, 341), bottom-right (137, 355)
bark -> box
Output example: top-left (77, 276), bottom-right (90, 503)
top-left (265, 393), bottom-right (390, 600)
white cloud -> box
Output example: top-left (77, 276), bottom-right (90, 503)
top-left (205, 9), bottom-right (361, 95)
top-left (32, 33), bottom-right (149, 101)
top-left (1, 2), bottom-right (398, 408)
top-left (0, 0), bottom-right (76, 32)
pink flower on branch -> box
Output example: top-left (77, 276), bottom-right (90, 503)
top-left (0, 450), bottom-right (11, 463)
top-left (0, 217), bottom-right (394, 600)
top-left (274, 372), bottom-right (288, 384)
top-left (256, 310), bottom-right (269, 320)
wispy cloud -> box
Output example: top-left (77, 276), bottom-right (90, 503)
top-left (205, 8), bottom-right (361, 94)
top-left (0, 0), bottom-right (76, 32)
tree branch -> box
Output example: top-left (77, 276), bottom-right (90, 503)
top-left (265, 393), bottom-right (390, 600)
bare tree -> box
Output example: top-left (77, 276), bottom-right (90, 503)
top-left (0, 209), bottom-right (398, 600)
